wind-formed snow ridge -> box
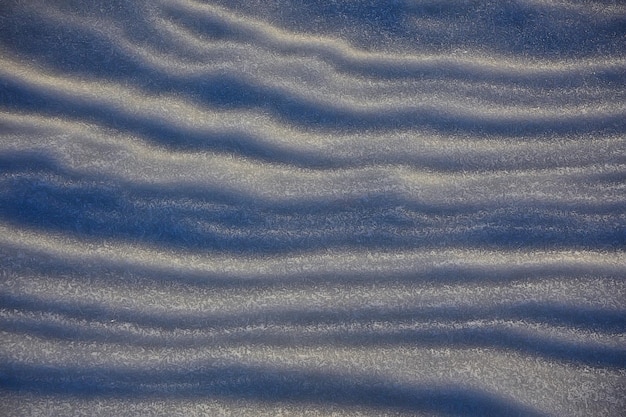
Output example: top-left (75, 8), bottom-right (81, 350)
top-left (1, 1), bottom-right (625, 416)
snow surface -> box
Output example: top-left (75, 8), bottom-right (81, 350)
top-left (0, 0), bottom-right (625, 416)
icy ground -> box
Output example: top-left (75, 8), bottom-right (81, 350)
top-left (0, 0), bottom-right (625, 416)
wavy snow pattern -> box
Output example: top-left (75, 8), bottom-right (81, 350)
top-left (1, 1), bottom-right (625, 416)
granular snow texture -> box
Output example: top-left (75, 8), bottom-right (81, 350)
top-left (0, 1), bottom-right (625, 416)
